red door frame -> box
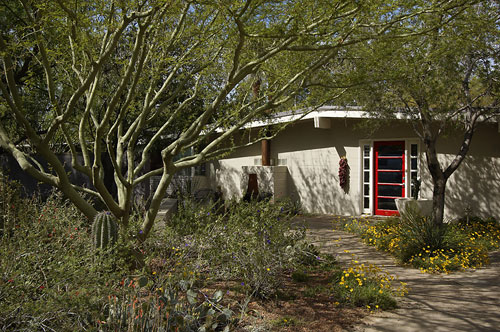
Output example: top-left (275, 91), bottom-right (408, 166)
top-left (374, 141), bottom-right (405, 216)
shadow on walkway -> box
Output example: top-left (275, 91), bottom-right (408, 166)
top-left (295, 215), bottom-right (500, 332)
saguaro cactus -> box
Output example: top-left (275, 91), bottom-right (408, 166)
top-left (92, 211), bottom-right (118, 249)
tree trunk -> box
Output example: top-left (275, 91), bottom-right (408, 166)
top-left (139, 171), bottom-right (173, 241)
top-left (431, 176), bottom-right (447, 226)
top-left (421, 115), bottom-right (447, 225)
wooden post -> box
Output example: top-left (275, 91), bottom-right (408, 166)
top-left (261, 139), bottom-right (270, 166)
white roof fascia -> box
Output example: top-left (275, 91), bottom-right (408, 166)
top-left (237, 106), bottom-right (370, 130)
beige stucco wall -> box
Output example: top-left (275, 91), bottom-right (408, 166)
top-left (215, 118), bottom-right (500, 220)
top-left (419, 123), bottom-right (500, 220)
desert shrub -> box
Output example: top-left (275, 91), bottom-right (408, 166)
top-left (0, 177), bottom-right (230, 332)
top-left (0, 190), bottom-right (128, 331)
top-left (330, 259), bottom-right (407, 310)
top-left (162, 198), bottom-right (313, 298)
top-left (0, 173), bottom-right (36, 238)
top-left (101, 276), bottom-right (234, 332)
top-left (167, 197), bottom-right (214, 236)
top-left (343, 207), bottom-right (500, 273)
top-left (362, 217), bottom-right (400, 253)
top-left (338, 216), bottom-right (372, 234)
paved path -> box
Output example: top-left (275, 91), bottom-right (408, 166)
top-left (298, 215), bottom-right (500, 332)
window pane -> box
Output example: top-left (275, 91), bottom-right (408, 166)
top-left (411, 171), bottom-right (418, 182)
top-left (377, 144), bottom-right (403, 157)
top-left (364, 158), bottom-right (370, 169)
top-left (378, 185), bottom-right (403, 197)
top-left (378, 172), bottom-right (402, 183)
top-left (364, 171), bottom-right (369, 183)
top-left (364, 145), bottom-right (370, 157)
top-left (364, 184), bottom-right (370, 196)
top-left (411, 158), bottom-right (417, 170)
top-left (378, 158), bottom-right (403, 170)
top-left (378, 198), bottom-right (397, 210)
top-left (364, 197), bottom-right (370, 209)
top-left (411, 144), bottom-right (418, 157)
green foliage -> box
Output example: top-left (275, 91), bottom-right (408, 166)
top-left (0, 177), bottom-right (233, 331)
top-left (161, 198), bottom-right (312, 299)
top-left (0, 173), bottom-right (34, 238)
top-left (397, 206), bottom-right (446, 263)
top-left (0, 191), bottom-right (126, 331)
top-left (291, 270), bottom-right (309, 283)
top-left (102, 277), bottom-right (234, 332)
top-left (92, 211), bottom-right (119, 250)
top-left (330, 260), bottom-right (406, 310)
top-left (341, 210), bottom-right (500, 273)
top-left (271, 316), bottom-right (300, 328)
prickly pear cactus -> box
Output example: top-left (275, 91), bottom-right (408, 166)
top-left (92, 211), bottom-right (118, 249)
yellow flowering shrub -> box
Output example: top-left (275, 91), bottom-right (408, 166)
top-left (331, 258), bottom-right (408, 309)
top-left (337, 215), bottom-right (500, 274)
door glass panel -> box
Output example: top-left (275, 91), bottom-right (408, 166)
top-left (364, 158), bottom-right (370, 169)
top-left (377, 145), bottom-right (404, 157)
top-left (377, 198), bottom-right (397, 210)
top-left (378, 185), bottom-right (402, 197)
top-left (364, 184), bottom-right (370, 196)
top-left (364, 197), bottom-right (369, 209)
top-left (364, 171), bottom-right (369, 182)
top-left (374, 141), bottom-right (405, 216)
top-left (378, 158), bottom-right (403, 170)
top-left (378, 172), bottom-right (402, 183)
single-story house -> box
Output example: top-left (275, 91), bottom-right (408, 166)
top-left (205, 106), bottom-right (500, 220)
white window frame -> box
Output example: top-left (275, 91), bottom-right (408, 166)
top-left (359, 140), bottom-right (374, 214)
top-left (359, 138), bottom-right (421, 215)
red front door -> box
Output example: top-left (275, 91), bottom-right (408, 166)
top-left (374, 141), bottom-right (405, 216)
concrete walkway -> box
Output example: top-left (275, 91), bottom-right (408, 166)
top-left (299, 215), bottom-right (500, 332)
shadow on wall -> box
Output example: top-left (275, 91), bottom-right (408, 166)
top-left (418, 123), bottom-right (500, 220)
top-left (216, 163), bottom-right (246, 200)
top-left (285, 149), bottom-right (359, 215)
top-left (445, 155), bottom-right (500, 220)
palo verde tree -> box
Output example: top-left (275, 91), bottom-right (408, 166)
top-left (0, 0), bottom-right (469, 241)
top-left (352, 0), bottom-right (500, 225)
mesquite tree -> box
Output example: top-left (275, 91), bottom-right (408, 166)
top-left (0, 0), bottom-right (465, 240)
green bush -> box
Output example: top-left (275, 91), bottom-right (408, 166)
top-left (397, 206), bottom-right (446, 263)
top-left (0, 177), bottom-right (232, 331)
top-left (345, 205), bottom-right (500, 273)
top-left (0, 190), bottom-right (127, 331)
top-left (101, 276), bottom-right (234, 332)
top-left (330, 260), bottom-right (406, 310)
top-left (162, 198), bottom-right (313, 299)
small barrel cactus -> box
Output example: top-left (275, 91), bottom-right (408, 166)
top-left (92, 211), bottom-right (118, 249)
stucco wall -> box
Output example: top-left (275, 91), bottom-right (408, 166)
top-left (215, 118), bottom-right (500, 220)
top-left (419, 123), bottom-right (500, 220)
top-left (216, 119), bottom-right (365, 214)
